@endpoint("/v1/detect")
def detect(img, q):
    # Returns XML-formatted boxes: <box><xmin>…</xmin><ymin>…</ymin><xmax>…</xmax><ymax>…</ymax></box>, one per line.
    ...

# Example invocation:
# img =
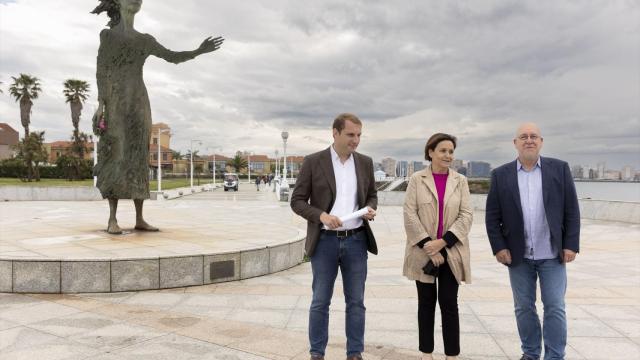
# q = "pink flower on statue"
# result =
<box><xmin>99</xmin><ymin>116</ymin><xmax>106</xmax><ymax>130</ymax></box>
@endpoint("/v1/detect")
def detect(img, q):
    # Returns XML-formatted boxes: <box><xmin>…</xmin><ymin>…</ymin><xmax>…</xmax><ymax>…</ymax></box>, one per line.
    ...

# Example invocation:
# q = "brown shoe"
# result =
<box><xmin>346</xmin><ymin>355</ymin><xmax>363</xmax><ymax>360</ymax></box>
<box><xmin>310</xmin><ymin>355</ymin><xmax>324</xmax><ymax>360</ymax></box>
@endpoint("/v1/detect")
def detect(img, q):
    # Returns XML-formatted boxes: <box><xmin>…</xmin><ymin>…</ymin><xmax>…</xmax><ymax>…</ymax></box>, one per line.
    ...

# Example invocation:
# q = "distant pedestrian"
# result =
<box><xmin>255</xmin><ymin>176</ymin><xmax>261</xmax><ymax>191</ymax></box>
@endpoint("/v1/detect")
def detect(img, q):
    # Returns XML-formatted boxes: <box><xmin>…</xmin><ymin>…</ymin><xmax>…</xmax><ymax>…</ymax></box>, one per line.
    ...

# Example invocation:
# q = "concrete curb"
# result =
<box><xmin>1</xmin><ymin>237</ymin><xmax>305</xmax><ymax>294</ymax></box>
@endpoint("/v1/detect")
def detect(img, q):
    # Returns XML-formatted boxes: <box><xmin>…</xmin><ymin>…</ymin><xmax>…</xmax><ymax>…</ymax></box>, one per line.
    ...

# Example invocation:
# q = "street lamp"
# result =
<box><xmin>207</xmin><ymin>146</ymin><xmax>222</xmax><ymax>188</ymax></box>
<box><xmin>190</xmin><ymin>139</ymin><xmax>202</xmax><ymax>190</ymax></box>
<box><xmin>281</xmin><ymin>131</ymin><xmax>289</xmax><ymax>188</ymax></box>
<box><xmin>157</xmin><ymin>128</ymin><xmax>171</xmax><ymax>193</ymax></box>
<box><xmin>247</xmin><ymin>151</ymin><xmax>254</xmax><ymax>183</ymax></box>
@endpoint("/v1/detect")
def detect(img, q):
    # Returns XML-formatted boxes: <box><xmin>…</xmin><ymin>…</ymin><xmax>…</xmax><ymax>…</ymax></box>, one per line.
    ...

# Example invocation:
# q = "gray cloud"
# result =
<box><xmin>0</xmin><ymin>0</ymin><xmax>637</xmax><ymax>170</ymax></box>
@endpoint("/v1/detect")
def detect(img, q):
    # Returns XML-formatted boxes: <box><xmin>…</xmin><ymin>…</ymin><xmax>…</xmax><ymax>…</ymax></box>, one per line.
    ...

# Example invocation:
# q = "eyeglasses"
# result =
<box><xmin>517</xmin><ymin>134</ymin><xmax>541</xmax><ymax>141</ymax></box>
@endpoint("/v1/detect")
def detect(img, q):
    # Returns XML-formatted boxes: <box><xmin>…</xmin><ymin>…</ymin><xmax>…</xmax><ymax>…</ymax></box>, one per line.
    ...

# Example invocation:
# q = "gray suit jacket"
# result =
<box><xmin>290</xmin><ymin>147</ymin><xmax>378</xmax><ymax>257</ymax></box>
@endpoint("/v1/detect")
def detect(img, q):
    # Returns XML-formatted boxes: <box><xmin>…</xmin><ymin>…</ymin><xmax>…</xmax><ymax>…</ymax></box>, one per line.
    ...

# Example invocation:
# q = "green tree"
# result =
<box><xmin>13</xmin><ymin>131</ymin><xmax>48</xmax><ymax>181</ymax></box>
<box><xmin>230</xmin><ymin>154</ymin><xmax>247</xmax><ymax>173</ymax></box>
<box><xmin>9</xmin><ymin>74</ymin><xmax>42</xmax><ymax>136</ymax></box>
<box><xmin>63</xmin><ymin>79</ymin><xmax>90</xmax><ymax>137</ymax></box>
<box><xmin>171</xmin><ymin>150</ymin><xmax>183</xmax><ymax>160</ymax></box>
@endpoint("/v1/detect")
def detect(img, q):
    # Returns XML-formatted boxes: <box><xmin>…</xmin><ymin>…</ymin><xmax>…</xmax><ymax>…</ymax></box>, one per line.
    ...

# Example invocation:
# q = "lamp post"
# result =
<box><xmin>247</xmin><ymin>152</ymin><xmax>252</xmax><ymax>183</ymax></box>
<box><xmin>207</xmin><ymin>146</ymin><xmax>222</xmax><ymax>187</ymax></box>
<box><xmin>157</xmin><ymin>128</ymin><xmax>170</xmax><ymax>193</ymax></box>
<box><xmin>281</xmin><ymin>131</ymin><xmax>289</xmax><ymax>188</ymax></box>
<box><xmin>190</xmin><ymin>139</ymin><xmax>202</xmax><ymax>190</ymax></box>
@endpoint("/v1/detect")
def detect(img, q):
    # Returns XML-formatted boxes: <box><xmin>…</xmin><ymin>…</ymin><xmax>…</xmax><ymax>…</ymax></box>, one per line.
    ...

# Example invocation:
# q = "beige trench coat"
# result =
<box><xmin>402</xmin><ymin>168</ymin><xmax>473</xmax><ymax>284</ymax></box>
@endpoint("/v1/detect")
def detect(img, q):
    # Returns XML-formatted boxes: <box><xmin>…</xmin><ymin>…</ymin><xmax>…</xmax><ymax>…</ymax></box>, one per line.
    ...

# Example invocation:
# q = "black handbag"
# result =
<box><xmin>422</xmin><ymin>260</ymin><xmax>440</xmax><ymax>277</ymax></box>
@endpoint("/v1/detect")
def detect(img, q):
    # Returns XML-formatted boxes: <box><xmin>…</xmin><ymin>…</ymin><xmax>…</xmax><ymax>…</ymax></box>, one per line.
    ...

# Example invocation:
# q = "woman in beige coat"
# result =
<box><xmin>403</xmin><ymin>133</ymin><xmax>473</xmax><ymax>360</ymax></box>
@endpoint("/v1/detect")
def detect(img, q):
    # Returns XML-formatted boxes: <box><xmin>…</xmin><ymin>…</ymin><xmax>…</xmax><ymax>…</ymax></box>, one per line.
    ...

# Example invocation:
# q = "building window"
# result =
<box><xmin>153</xmin><ymin>154</ymin><xmax>158</xmax><ymax>160</ymax></box>
<box><xmin>162</xmin><ymin>153</ymin><xmax>167</xmax><ymax>161</ymax></box>
<box><xmin>153</xmin><ymin>138</ymin><xmax>158</xmax><ymax>145</ymax></box>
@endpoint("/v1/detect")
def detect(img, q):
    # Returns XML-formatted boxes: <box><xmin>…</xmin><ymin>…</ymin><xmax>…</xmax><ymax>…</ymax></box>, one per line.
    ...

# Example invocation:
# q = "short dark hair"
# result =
<box><xmin>332</xmin><ymin>113</ymin><xmax>362</xmax><ymax>133</ymax></box>
<box><xmin>424</xmin><ymin>133</ymin><xmax>457</xmax><ymax>161</ymax></box>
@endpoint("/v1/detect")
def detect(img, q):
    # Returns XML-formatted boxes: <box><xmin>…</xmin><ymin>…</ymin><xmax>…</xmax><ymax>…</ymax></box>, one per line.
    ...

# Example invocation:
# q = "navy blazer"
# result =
<box><xmin>485</xmin><ymin>157</ymin><xmax>580</xmax><ymax>266</ymax></box>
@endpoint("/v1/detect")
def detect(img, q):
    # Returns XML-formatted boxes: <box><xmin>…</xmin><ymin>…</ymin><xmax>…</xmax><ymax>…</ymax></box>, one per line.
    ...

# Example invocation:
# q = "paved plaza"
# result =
<box><xmin>1</xmin><ymin>184</ymin><xmax>639</xmax><ymax>359</ymax></box>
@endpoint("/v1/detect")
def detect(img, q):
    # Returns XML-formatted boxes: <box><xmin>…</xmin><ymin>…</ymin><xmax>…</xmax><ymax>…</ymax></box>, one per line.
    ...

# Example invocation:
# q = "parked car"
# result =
<box><xmin>223</xmin><ymin>173</ymin><xmax>239</xmax><ymax>191</ymax></box>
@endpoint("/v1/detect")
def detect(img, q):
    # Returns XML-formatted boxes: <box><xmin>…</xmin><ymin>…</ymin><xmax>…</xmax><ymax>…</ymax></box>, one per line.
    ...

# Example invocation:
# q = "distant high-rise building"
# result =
<box><xmin>396</xmin><ymin>160</ymin><xmax>409</xmax><ymax>177</ymax></box>
<box><xmin>381</xmin><ymin>157</ymin><xmax>397</xmax><ymax>177</ymax></box>
<box><xmin>622</xmin><ymin>165</ymin><xmax>634</xmax><ymax>181</ymax></box>
<box><xmin>467</xmin><ymin>161</ymin><xmax>491</xmax><ymax>178</ymax></box>
<box><xmin>411</xmin><ymin>161</ymin><xmax>425</xmax><ymax>174</ymax></box>
<box><xmin>603</xmin><ymin>170</ymin><xmax>621</xmax><ymax>180</ymax></box>
<box><xmin>452</xmin><ymin>159</ymin><xmax>464</xmax><ymax>169</ymax></box>
<box><xmin>597</xmin><ymin>162</ymin><xmax>606</xmax><ymax>179</ymax></box>
<box><xmin>571</xmin><ymin>165</ymin><xmax>585</xmax><ymax>179</ymax></box>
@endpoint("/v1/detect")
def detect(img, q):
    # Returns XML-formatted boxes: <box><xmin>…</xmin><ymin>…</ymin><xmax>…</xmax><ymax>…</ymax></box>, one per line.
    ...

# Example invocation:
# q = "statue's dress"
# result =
<box><xmin>94</xmin><ymin>29</ymin><xmax>195</xmax><ymax>199</ymax></box>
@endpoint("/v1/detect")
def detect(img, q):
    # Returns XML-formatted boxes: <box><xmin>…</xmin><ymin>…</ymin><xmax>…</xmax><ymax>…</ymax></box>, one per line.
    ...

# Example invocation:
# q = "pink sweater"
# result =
<box><xmin>433</xmin><ymin>173</ymin><xmax>448</xmax><ymax>239</ymax></box>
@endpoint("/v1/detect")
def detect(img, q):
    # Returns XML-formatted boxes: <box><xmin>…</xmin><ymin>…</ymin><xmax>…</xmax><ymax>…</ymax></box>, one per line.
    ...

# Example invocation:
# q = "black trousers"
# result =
<box><xmin>416</xmin><ymin>261</ymin><xmax>460</xmax><ymax>356</ymax></box>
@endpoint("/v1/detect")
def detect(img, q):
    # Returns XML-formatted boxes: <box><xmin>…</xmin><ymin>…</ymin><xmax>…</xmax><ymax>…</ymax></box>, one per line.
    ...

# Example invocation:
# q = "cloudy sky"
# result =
<box><xmin>0</xmin><ymin>0</ymin><xmax>638</xmax><ymax>169</ymax></box>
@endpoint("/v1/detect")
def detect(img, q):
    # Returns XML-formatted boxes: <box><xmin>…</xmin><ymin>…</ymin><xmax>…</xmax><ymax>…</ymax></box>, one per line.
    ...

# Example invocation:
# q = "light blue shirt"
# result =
<box><xmin>517</xmin><ymin>158</ymin><xmax>555</xmax><ymax>260</ymax></box>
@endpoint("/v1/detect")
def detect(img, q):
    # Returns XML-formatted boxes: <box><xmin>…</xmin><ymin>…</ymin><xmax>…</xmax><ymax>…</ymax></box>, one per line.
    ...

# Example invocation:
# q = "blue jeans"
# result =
<box><xmin>309</xmin><ymin>230</ymin><xmax>368</xmax><ymax>357</ymax></box>
<box><xmin>508</xmin><ymin>259</ymin><xmax>567</xmax><ymax>360</ymax></box>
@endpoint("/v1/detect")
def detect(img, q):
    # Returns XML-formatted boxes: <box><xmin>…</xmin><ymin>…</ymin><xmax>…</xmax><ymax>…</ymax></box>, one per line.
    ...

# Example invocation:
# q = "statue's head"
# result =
<box><xmin>91</xmin><ymin>0</ymin><xmax>142</xmax><ymax>28</ymax></box>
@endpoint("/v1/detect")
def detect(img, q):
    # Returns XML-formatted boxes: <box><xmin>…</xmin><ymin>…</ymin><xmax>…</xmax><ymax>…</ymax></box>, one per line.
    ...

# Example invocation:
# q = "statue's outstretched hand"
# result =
<box><xmin>198</xmin><ymin>36</ymin><xmax>224</xmax><ymax>54</ymax></box>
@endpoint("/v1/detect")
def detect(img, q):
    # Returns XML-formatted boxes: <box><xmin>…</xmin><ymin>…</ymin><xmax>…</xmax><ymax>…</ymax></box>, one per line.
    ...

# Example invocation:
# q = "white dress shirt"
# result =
<box><xmin>326</xmin><ymin>145</ymin><xmax>362</xmax><ymax>230</ymax></box>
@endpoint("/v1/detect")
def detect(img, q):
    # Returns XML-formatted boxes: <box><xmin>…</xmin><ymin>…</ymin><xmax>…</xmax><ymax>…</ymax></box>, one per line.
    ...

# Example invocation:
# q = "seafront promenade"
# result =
<box><xmin>0</xmin><ymin>184</ymin><xmax>638</xmax><ymax>359</ymax></box>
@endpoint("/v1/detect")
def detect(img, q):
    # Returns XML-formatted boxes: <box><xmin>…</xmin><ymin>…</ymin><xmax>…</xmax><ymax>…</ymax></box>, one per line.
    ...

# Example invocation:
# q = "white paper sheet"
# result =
<box><xmin>339</xmin><ymin>207</ymin><xmax>370</xmax><ymax>223</ymax></box>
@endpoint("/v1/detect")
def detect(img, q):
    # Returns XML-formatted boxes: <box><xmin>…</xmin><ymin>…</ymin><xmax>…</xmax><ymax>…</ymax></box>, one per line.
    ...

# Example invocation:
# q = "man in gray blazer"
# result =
<box><xmin>485</xmin><ymin>123</ymin><xmax>580</xmax><ymax>360</ymax></box>
<box><xmin>291</xmin><ymin>113</ymin><xmax>378</xmax><ymax>360</ymax></box>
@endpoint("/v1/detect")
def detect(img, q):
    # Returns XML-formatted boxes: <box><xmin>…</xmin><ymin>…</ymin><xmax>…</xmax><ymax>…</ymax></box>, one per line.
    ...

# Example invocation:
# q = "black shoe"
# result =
<box><xmin>520</xmin><ymin>355</ymin><xmax>537</xmax><ymax>360</ymax></box>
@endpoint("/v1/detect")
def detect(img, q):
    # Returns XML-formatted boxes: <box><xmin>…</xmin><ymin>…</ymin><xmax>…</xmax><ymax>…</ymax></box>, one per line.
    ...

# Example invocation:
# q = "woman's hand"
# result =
<box><xmin>428</xmin><ymin>252</ymin><xmax>445</xmax><ymax>266</ymax></box>
<box><xmin>424</xmin><ymin>239</ymin><xmax>446</xmax><ymax>256</ymax></box>
<box><xmin>197</xmin><ymin>36</ymin><xmax>224</xmax><ymax>54</ymax></box>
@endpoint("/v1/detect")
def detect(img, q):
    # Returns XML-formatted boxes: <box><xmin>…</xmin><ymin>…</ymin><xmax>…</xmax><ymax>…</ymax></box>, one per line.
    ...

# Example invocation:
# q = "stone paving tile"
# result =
<box><xmin>225</xmin><ymin>308</ymin><xmax>293</xmax><ymax>328</ymax></box>
<box><xmin>121</xmin><ymin>292</ymin><xmax>187</xmax><ymax>309</ymax></box>
<box><xmin>106</xmin><ymin>333</ymin><xmax>270</xmax><ymax>359</ymax></box>
<box><xmin>66</xmin><ymin>322</ymin><xmax>167</xmax><ymax>352</ymax></box>
<box><xmin>26</xmin><ymin>311</ymin><xmax>121</xmax><ymax>338</ymax></box>
<box><xmin>0</xmin><ymin>301</ymin><xmax>82</xmax><ymax>326</ymax></box>
<box><xmin>0</xmin><ymin>326</ymin><xmax>101</xmax><ymax>359</ymax></box>
<box><xmin>569</xmin><ymin>336</ymin><xmax>640</xmax><ymax>359</ymax></box>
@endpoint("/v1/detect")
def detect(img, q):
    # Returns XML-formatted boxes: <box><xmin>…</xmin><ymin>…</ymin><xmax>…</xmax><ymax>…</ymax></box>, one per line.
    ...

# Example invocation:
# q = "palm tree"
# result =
<box><xmin>63</xmin><ymin>79</ymin><xmax>90</xmax><ymax>136</ymax></box>
<box><xmin>9</xmin><ymin>74</ymin><xmax>42</xmax><ymax>136</ymax></box>
<box><xmin>230</xmin><ymin>154</ymin><xmax>247</xmax><ymax>173</ymax></box>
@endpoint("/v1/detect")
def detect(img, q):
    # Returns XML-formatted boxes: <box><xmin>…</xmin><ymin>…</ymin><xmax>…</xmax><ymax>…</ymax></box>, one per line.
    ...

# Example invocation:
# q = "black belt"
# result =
<box><xmin>321</xmin><ymin>226</ymin><xmax>365</xmax><ymax>239</ymax></box>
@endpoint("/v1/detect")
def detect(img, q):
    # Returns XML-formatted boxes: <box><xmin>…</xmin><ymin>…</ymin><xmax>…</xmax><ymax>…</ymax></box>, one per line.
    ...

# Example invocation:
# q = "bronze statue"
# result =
<box><xmin>91</xmin><ymin>0</ymin><xmax>223</xmax><ymax>234</ymax></box>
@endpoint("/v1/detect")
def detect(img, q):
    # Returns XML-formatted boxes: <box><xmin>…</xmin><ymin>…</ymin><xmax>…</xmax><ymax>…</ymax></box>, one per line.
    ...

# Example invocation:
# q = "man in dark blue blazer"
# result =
<box><xmin>485</xmin><ymin>123</ymin><xmax>580</xmax><ymax>360</ymax></box>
